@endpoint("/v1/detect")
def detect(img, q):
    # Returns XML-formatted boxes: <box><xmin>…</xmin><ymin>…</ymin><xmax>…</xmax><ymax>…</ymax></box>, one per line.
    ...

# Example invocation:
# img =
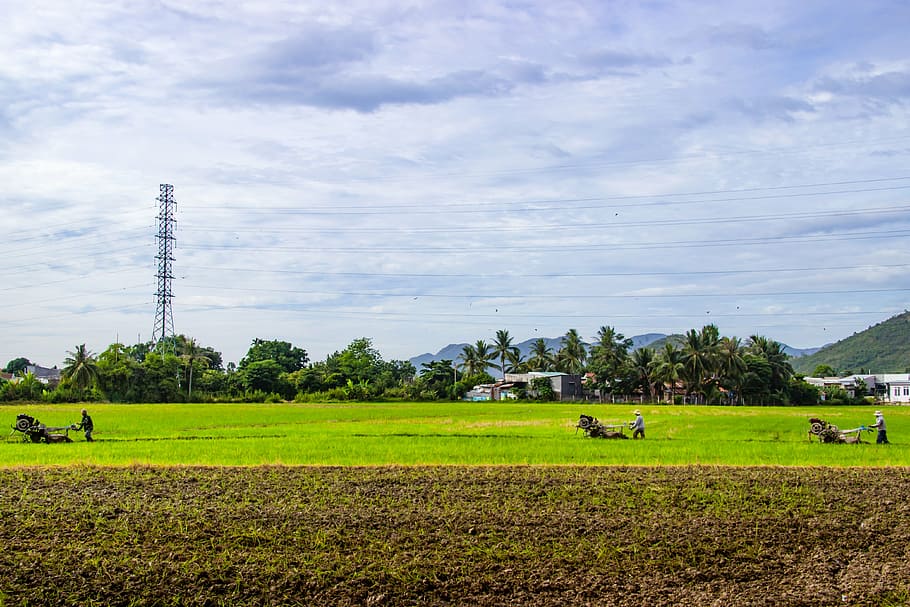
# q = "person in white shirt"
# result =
<box><xmin>630</xmin><ymin>410</ymin><xmax>645</xmax><ymax>439</ymax></box>
<box><xmin>872</xmin><ymin>410</ymin><xmax>889</xmax><ymax>444</ymax></box>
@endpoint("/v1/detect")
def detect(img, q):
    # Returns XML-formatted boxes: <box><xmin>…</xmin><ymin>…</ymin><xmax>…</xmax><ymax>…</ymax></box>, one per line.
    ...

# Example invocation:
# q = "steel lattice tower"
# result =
<box><xmin>153</xmin><ymin>184</ymin><xmax>177</xmax><ymax>345</ymax></box>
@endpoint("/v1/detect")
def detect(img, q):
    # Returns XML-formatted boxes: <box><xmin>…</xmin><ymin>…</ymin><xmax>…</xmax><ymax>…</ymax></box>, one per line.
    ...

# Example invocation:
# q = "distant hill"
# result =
<box><xmin>410</xmin><ymin>329</ymin><xmax>825</xmax><ymax>372</ymax></box>
<box><xmin>791</xmin><ymin>311</ymin><xmax>910</xmax><ymax>375</ymax></box>
<box><xmin>410</xmin><ymin>333</ymin><xmax>669</xmax><ymax>371</ymax></box>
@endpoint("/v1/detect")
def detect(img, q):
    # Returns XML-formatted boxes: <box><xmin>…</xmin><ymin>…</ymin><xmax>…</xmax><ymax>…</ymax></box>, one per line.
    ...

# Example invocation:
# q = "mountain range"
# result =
<box><xmin>790</xmin><ymin>311</ymin><xmax>910</xmax><ymax>375</ymax></box>
<box><xmin>409</xmin><ymin>333</ymin><xmax>824</xmax><ymax>371</ymax></box>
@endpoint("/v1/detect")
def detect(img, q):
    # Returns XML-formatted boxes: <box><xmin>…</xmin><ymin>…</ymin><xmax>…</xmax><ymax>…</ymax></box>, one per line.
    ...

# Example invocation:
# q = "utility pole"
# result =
<box><xmin>153</xmin><ymin>184</ymin><xmax>176</xmax><ymax>350</ymax></box>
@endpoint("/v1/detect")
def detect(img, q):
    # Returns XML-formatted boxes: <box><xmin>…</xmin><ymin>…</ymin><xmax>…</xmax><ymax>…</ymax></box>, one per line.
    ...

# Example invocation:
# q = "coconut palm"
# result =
<box><xmin>181</xmin><ymin>337</ymin><xmax>210</xmax><ymax>400</ymax></box>
<box><xmin>527</xmin><ymin>338</ymin><xmax>555</xmax><ymax>371</ymax></box>
<box><xmin>492</xmin><ymin>329</ymin><xmax>518</xmax><ymax>380</ymax></box>
<box><xmin>588</xmin><ymin>325</ymin><xmax>633</xmax><ymax>394</ymax></box>
<box><xmin>459</xmin><ymin>340</ymin><xmax>495</xmax><ymax>377</ymax></box>
<box><xmin>62</xmin><ymin>344</ymin><xmax>99</xmax><ymax>391</ymax></box>
<box><xmin>504</xmin><ymin>348</ymin><xmax>527</xmax><ymax>373</ymax></box>
<box><xmin>681</xmin><ymin>325</ymin><xmax>720</xmax><ymax>403</ymax></box>
<box><xmin>653</xmin><ymin>342</ymin><xmax>684</xmax><ymax>403</ymax></box>
<box><xmin>458</xmin><ymin>343</ymin><xmax>479</xmax><ymax>376</ymax></box>
<box><xmin>630</xmin><ymin>347</ymin><xmax>657</xmax><ymax>402</ymax></box>
<box><xmin>556</xmin><ymin>329</ymin><xmax>587</xmax><ymax>374</ymax></box>
<box><xmin>718</xmin><ymin>336</ymin><xmax>747</xmax><ymax>404</ymax></box>
<box><xmin>748</xmin><ymin>335</ymin><xmax>794</xmax><ymax>398</ymax></box>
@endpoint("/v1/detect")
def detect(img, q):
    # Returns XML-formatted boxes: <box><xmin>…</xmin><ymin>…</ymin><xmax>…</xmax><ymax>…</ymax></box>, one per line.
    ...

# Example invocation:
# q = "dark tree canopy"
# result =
<box><xmin>239</xmin><ymin>339</ymin><xmax>309</xmax><ymax>374</ymax></box>
<box><xmin>4</xmin><ymin>357</ymin><xmax>31</xmax><ymax>375</ymax></box>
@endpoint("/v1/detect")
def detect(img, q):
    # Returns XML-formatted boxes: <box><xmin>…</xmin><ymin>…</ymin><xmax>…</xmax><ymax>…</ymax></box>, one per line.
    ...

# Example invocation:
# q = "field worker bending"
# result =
<box><xmin>872</xmin><ymin>410</ymin><xmax>889</xmax><ymax>444</ymax></box>
<box><xmin>629</xmin><ymin>409</ymin><xmax>645</xmax><ymax>439</ymax></box>
<box><xmin>76</xmin><ymin>408</ymin><xmax>94</xmax><ymax>442</ymax></box>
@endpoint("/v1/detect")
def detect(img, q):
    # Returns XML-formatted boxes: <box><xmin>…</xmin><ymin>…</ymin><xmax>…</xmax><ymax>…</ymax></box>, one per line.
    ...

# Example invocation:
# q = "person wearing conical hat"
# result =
<box><xmin>629</xmin><ymin>409</ymin><xmax>645</xmax><ymax>439</ymax></box>
<box><xmin>872</xmin><ymin>410</ymin><xmax>889</xmax><ymax>444</ymax></box>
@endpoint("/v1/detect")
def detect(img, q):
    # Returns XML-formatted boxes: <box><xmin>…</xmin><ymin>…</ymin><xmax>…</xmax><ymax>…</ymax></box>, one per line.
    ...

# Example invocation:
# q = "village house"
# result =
<box><xmin>803</xmin><ymin>373</ymin><xmax>910</xmax><ymax>403</ymax></box>
<box><xmin>24</xmin><ymin>364</ymin><xmax>62</xmax><ymax>386</ymax></box>
<box><xmin>465</xmin><ymin>372</ymin><xmax>585</xmax><ymax>401</ymax></box>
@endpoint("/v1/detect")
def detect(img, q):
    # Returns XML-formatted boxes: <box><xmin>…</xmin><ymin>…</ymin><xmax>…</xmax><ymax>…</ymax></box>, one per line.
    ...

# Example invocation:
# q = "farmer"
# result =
<box><xmin>76</xmin><ymin>408</ymin><xmax>94</xmax><ymax>442</ymax></box>
<box><xmin>872</xmin><ymin>410</ymin><xmax>889</xmax><ymax>444</ymax></box>
<box><xmin>630</xmin><ymin>409</ymin><xmax>645</xmax><ymax>439</ymax></box>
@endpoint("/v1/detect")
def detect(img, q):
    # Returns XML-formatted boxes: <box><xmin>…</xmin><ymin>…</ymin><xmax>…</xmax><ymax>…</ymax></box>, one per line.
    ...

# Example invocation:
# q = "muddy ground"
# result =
<box><xmin>1</xmin><ymin>466</ymin><xmax>908</xmax><ymax>606</ymax></box>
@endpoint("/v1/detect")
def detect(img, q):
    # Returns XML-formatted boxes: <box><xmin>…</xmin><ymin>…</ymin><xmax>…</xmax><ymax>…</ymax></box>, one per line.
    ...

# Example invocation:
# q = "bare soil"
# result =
<box><xmin>1</xmin><ymin>466</ymin><xmax>909</xmax><ymax>606</ymax></box>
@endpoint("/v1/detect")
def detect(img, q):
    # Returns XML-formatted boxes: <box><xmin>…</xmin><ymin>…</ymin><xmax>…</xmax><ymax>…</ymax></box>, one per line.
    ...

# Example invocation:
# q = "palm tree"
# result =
<box><xmin>527</xmin><ymin>338</ymin><xmax>554</xmax><ymax>371</ymax></box>
<box><xmin>681</xmin><ymin>325</ymin><xmax>720</xmax><ymax>403</ymax></box>
<box><xmin>630</xmin><ymin>347</ymin><xmax>657</xmax><ymax>402</ymax></box>
<box><xmin>458</xmin><ymin>343</ymin><xmax>479</xmax><ymax>376</ymax></box>
<box><xmin>459</xmin><ymin>340</ymin><xmax>495</xmax><ymax>377</ymax></box>
<box><xmin>718</xmin><ymin>336</ymin><xmax>747</xmax><ymax>404</ymax></box>
<box><xmin>181</xmin><ymin>337</ymin><xmax>210</xmax><ymax>401</ymax></box>
<box><xmin>504</xmin><ymin>348</ymin><xmax>527</xmax><ymax>373</ymax></box>
<box><xmin>588</xmin><ymin>325</ymin><xmax>633</xmax><ymax>396</ymax></box>
<box><xmin>492</xmin><ymin>329</ymin><xmax>518</xmax><ymax>380</ymax></box>
<box><xmin>62</xmin><ymin>344</ymin><xmax>99</xmax><ymax>391</ymax></box>
<box><xmin>653</xmin><ymin>342</ymin><xmax>684</xmax><ymax>403</ymax></box>
<box><xmin>748</xmin><ymin>335</ymin><xmax>794</xmax><ymax>400</ymax></box>
<box><xmin>473</xmin><ymin>339</ymin><xmax>495</xmax><ymax>375</ymax></box>
<box><xmin>556</xmin><ymin>329</ymin><xmax>587</xmax><ymax>374</ymax></box>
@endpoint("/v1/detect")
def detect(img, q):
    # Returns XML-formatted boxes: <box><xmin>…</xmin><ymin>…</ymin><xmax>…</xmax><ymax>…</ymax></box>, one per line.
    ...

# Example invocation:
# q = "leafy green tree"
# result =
<box><xmin>788</xmin><ymin>378</ymin><xmax>820</xmax><ymax>405</ymax></box>
<box><xmin>62</xmin><ymin>344</ymin><xmax>99</xmax><ymax>391</ymax></box>
<box><xmin>4</xmin><ymin>357</ymin><xmax>31</xmax><ymax>375</ymax></box>
<box><xmin>18</xmin><ymin>372</ymin><xmax>44</xmax><ymax>401</ymax></box>
<box><xmin>812</xmin><ymin>364</ymin><xmax>837</xmax><ymax>377</ymax></box>
<box><xmin>530</xmin><ymin>376</ymin><xmax>556</xmax><ymax>401</ymax></box>
<box><xmin>241</xmin><ymin>359</ymin><xmax>287</xmax><ymax>395</ymax></box>
<box><xmin>556</xmin><ymin>329</ymin><xmax>586</xmax><ymax>374</ymax></box>
<box><xmin>141</xmin><ymin>351</ymin><xmax>183</xmax><ymax>402</ymax></box>
<box><xmin>96</xmin><ymin>343</ymin><xmax>142</xmax><ymax>402</ymax></box>
<box><xmin>239</xmin><ymin>339</ymin><xmax>309</xmax><ymax>373</ymax></box>
<box><xmin>419</xmin><ymin>359</ymin><xmax>457</xmax><ymax>399</ymax></box>
<box><xmin>321</xmin><ymin>338</ymin><xmax>399</xmax><ymax>398</ymax></box>
<box><xmin>287</xmin><ymin>364</ymin><xmax>326</xmax><ymax>394</ymax></box>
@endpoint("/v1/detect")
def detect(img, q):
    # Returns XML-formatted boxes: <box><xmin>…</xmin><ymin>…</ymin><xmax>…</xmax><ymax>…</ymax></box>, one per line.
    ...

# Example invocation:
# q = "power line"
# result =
<box><xmin>179</xmin><ymin>227</ymin><xmax>910</xmax><ymax>254</ymax></box>
<box><xmin>180</xmin><ymin>262</ymin><xmax>910</xmax><ymax>280</ymax></box>
<box><xmin>183</xmin><ymin>282</ymin><xmax>910</xmax><ymax>300</ymax></box>
<box><xmin>179</xmin><ymin>203</ymin><xmax>910</xmax><ymax>234</ymax></box>
<box><xmin>179</xmin><ymin>184</ymin><xmax>910</xmax><ymax>216</ymax></box>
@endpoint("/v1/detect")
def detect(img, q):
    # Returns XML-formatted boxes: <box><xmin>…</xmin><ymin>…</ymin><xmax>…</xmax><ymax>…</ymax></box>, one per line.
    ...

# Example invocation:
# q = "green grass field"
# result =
<box><xmin>2</xmin><ymin>402</ymin><xmax>905</xmax><ymax>467</ymax></box>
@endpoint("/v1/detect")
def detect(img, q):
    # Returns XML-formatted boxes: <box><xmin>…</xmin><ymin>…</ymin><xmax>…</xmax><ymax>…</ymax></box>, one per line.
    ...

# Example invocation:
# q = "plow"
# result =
<box><xmin>576</xmin><ymin>414</ymin><xmax>629</xmax><ymax>439</ymax></box>
<box><xmin>808</xmin><ymin>417</ymin><xmax>873</xmax><ymax>444</ymax></box>
<box><xmin>10</xmin><ymin>414</ymin><xmax>76</xmax><ymax>444</ymax></box>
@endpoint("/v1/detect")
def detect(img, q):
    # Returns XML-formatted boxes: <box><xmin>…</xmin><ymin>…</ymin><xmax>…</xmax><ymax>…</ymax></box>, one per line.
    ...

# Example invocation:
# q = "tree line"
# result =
<box><xmin>1</xmin><ymin>324</ymin><xmax>833</xmax><ymax>405</ymax></box>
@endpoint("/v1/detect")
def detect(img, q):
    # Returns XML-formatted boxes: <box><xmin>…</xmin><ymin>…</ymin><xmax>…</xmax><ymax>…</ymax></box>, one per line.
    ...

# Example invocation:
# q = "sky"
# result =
<box><xmin>2</xmin><ymin>0</ymin><xmax>910</xmax><ymax>369</ymax></box>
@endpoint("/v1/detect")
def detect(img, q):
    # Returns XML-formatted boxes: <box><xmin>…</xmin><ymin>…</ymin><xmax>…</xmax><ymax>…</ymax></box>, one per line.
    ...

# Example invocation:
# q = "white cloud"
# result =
<box><xmin>2</xmin><ymin>0</ymin><xmax>910</xmax><ymax>369</ymax></box>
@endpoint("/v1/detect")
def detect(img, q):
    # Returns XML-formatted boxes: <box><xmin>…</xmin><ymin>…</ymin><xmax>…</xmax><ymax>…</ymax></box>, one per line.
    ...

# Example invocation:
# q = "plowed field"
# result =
<box><xmin>2</xmin><ymin>466</ymin><xmax>909</xmax><ymax>606</ymax></box>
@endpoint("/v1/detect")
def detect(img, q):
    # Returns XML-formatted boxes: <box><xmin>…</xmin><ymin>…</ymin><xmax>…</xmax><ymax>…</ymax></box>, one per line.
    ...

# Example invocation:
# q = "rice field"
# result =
<box><xmin>2</xmin><ymin>402</ymin><xmax>905</xmax><ymax>467</ymax></box>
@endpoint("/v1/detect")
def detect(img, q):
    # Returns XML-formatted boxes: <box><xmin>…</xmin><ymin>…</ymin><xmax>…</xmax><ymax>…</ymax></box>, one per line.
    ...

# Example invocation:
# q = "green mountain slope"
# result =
<box><xmin>792</xmin><ymin>311</ymin><xmax>910</xmax><ymax>375</ymax></box>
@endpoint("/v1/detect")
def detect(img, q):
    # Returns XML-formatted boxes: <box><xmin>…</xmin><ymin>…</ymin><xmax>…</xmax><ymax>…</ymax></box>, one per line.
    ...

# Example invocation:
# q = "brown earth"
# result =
<box><xmin>1</xmin><ymin>466</ymin><xmax>909</xmax><ymax>606</ymax></box>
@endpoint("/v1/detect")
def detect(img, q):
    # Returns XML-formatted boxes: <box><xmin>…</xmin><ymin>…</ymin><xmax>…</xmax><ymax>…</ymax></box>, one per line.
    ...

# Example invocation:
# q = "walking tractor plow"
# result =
<box><xmin>9</xmin><ymin>414</ymin><xmax>75</xmax><ymax>444</ymax></box>
<box><xmin>576</xmin><ymin>414</ymin><xmax>629</xmax><ymax>439</ymax></box>
<box><xmin>808</xmin><ymin>417</ymin><xmax>873</xmax><ymax>444</ymax></box>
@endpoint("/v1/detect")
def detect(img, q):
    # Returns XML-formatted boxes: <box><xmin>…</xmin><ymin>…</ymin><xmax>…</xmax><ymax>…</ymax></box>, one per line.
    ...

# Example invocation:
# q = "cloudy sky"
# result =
<box><xmin>3</xmin><ymin>0</ymin><xmax>910</xmax><ymax>369</ymax></box>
